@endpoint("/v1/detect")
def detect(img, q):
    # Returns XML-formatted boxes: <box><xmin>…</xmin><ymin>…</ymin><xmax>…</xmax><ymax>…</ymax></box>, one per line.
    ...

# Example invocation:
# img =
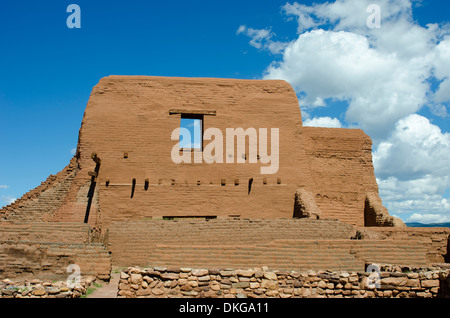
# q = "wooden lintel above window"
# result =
<box><xmin>169</xmin><ymin>109</ymin><xmax>216</xmax><ymax>116</ymax></box>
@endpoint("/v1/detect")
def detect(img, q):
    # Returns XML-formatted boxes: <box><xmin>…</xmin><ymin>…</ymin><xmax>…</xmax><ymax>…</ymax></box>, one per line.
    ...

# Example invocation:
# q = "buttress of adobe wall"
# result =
<box><xmin>0</xmin><ymin>157</ymin><xmax>78</xmax><ymax>222</ymax></box>
<box><xmin>302</xmin><ymin>127</ymin><xmax>381</xmax><ymax>227</ymax></box>
<box><xmin>364</xmin><ymin>192</ymin><xmax>405</xmax><ymax>227</ymax></box>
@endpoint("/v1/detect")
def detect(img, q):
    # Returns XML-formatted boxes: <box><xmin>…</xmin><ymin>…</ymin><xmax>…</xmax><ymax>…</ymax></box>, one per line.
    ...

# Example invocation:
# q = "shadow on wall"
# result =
<box><xmin>445</xmin><ymin>235</ymin><xmax>450</xmax><ymax>263</ymax></box>
<box><xmin>439</xmin><ymin>273</ymin><xmax>450</xmax><ymax>297</ymax></box>
<box><xmin>85</xmin><ymin>154</ymin><xmax>101</xmax><ymax>224</ymax></box>
<box><xmin>292</xmin><ymin>188</ymin><xmax>321</xmax><ymax>220</ymax></box>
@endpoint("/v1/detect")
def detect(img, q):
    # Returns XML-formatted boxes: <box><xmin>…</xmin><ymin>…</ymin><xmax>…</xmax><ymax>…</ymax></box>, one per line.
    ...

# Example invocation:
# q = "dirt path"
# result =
<box><xmin>87</xmin><ymin>269</ymin><xmax>120</xmax><ymax>298</ymax></box>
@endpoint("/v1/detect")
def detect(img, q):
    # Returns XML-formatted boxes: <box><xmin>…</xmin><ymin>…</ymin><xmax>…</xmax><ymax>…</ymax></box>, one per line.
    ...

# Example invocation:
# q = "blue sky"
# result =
<box><xmin>1</xmin><ymin>0</ymin><xmax>449</xmax><ymax>223</ymax></box>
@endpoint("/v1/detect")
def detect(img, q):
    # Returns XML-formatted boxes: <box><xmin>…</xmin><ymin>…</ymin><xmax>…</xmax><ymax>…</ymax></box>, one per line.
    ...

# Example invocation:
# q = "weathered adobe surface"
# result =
<box><xmin>0</xmin><ymin>222</ymin><xmax>110</xmax><ymax>280</ymax></box>
<box><xmin>302</xmin><ymin>127</ymin><xmax>404</xmax><ymax>227</ymax></box>
<box><xmin>0</xmin><ymin>222</ymin><xmax>91</xmax><ymax>243</ymax></box>
<box><xmin>359</xmin><ymin>226</ymin><xmax>450</xmax><ymax>264</ymax></box>
<box><xmin>106</xmin><ymin>218</ymin><xmax>444</xmax><ymax>271</ymax></box>
<box><xmin>0</xmin><ymin>241</ymin><xmax>111</xmax><ymax>281</ymax></box>
<box><xmin>76</xmin><ymin>76</ymin><xmax>312</xmax><ymax>226</ymax></box>
<box><xmin>0</xmin><ymin>157</ymin><xmax>78</xmax><ymax>222</ymax></box>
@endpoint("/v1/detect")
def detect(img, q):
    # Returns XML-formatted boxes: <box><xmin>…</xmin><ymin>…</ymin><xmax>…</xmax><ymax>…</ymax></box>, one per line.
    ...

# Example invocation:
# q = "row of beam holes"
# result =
<box><xmin>121</xmin><ymin>153</ymin><xmax>282</xmax><ymax>195</ymax></box>
<box><xmin>106</xmin><ymin>178</ymin><xmax>281</xmax><ymax>187</ymax></box>
<box><xmin>107</xmin><ymin>177</ymin><xmax>282</xmax><ymax>198</ymax></box>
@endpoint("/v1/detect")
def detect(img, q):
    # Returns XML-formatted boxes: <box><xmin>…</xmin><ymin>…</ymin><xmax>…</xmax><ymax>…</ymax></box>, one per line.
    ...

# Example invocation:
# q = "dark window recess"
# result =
<box><xmin>162</xmin><ymin>216</ymin><xmax>217</xmax><ymax>221</ymax></box>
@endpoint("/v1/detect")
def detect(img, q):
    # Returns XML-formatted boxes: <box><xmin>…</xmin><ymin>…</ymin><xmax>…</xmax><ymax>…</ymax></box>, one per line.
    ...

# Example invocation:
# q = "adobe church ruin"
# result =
<box><xmin>0</xmin><ymin>76</ymin><xmax>448</xmax><ymax>290</ymax></box>
<box><xmin>2</xmin><ymin>76</ymin><xmax>403</xmax><ymax>226</ymax></box>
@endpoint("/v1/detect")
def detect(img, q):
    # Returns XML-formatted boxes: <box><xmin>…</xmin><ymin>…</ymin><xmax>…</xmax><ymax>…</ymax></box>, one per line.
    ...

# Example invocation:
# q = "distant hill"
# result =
<box><xmin>406</xmin><ymin>222</ymin><xmax>450</xmax><ymax>228</ymax></box>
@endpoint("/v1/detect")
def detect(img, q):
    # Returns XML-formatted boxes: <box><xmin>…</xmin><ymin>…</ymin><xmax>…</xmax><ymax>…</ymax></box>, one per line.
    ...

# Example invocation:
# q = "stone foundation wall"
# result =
<box><xmin>117</xmin><ymin>265</ymin><xmax>450</xmax><ymax>298</ymax></box>
<box><xmin>0</xmin><ymin>275</ymin><xmax>97</xmax><ymax>298</ymax></box>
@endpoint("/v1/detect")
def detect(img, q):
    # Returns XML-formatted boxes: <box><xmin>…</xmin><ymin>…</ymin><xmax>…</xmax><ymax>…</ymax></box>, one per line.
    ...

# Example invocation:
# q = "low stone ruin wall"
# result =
<box><xmin>0</xmin><ymin>275</ymin><xmax>97</xmax><ymax>298</ymax></box>
<box><xmin>118</xmin><ymin>265</ymin><xmax>450</xmax><ymax>298</ymax></box>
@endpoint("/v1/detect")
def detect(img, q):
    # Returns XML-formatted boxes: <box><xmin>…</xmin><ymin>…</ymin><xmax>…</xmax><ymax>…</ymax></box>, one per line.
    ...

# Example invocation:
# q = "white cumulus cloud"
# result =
<box><xmin>373</xmin><ymin>114</ymin><xmax>450</xmax><ymax>220</ymax></box>
<box><xmin>303</xmin><ymin>116</ymin><xmax>343</xmax><ymax>128</ymax></box>
<box><xmin>433</xmin><ymin>37</ymin><xmax>450</xmax><ymax>104</ymax></box>
<box><xmin>263</xmin><ymin>19</ymin><xmax>437</xmax><ymax>139</ymax></box>
<box><xmin>239</xmin><ymin>0</ymin><xmax>450</xmax><ymax>223</ymax></box>
<box><xmin>407</xmin><ymin>213</ymin><xmax>450</xmax><ymax>224</ymax></box>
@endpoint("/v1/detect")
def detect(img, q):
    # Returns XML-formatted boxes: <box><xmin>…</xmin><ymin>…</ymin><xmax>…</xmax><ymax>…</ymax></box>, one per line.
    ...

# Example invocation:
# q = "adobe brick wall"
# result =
<box><xmin>107</xmin><ymin>218</ymin><xmax>356</xmax><ymax>266</ymax></box>
<box><xmin>0</xmin><ymin>222</ymin><xmax>110</xmax><ymax>281</ymax></box>
<box><xmin>117</xmin><ymin>265</ymin><xmax>450</xmax><ymax>298</ymax></box>
<box><xmin>302</xmin><ymin>127</ymin><xmax>404</xmax><ymax>227</ymax></box>
<box><xmin>0</xmin><ymin>241</ymin><xmax>111</xmax><ymax>281</ymax></box>
<box><xmin>360</xmin><ymin>227</ymin><xmax>450</xmax><ymax>264</ymax></box>
<box><xmin>72</xmin><ymin>76</ymin><xmax>312</xmax><ymax>226</ymax></box>
<box><xmin>106</xmin><ymin>219</ymin><xmax>431</xmax><ymax>270</ymax></box>
<box><xmin>0</xmin><ymin>157</ymin><xmax>77</xmax><ymax>222</ymax></box>
<box><xmin>140</xmin><ymin>239</ymin><xmax>428</xmax><ymax>273</ymax></box>
<box><xmin>0</xmin><ymin>222</ymin><xmax>91</xmax><ymax>243</ymax></box>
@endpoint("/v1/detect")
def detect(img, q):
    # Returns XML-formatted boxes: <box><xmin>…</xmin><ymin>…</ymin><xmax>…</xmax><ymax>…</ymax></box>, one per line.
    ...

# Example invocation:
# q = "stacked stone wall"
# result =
<box><xmin>0</xmin><ymin>275</ymin><xmax>97</xmax><ymax>298</ymax></box>
<box><xmin>117</xmin><ymin>265</ymin><xmax>450</xmax><ymax>298</ymax></box>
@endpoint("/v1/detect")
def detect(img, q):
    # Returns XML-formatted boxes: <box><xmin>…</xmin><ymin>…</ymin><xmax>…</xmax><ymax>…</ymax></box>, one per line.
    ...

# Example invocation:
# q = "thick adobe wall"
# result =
<box><xmin>359</xmin><ymin>227</ymin><xmax>450</xmax><ymax>264</ymax></box>
<box><xmin>106</xmin><ymin>218</ymin><xmax>435</xmax><ymax>271</ymax></box>
<box><xmin>74</xmin><ymin>76</ymin><xmax>315</xmax><ymax>226</ymax></box>
<box><xmin>107</xmin><ymin>218</ymin><xmax>357</xmax><ymax>267</ymax></box>
<box><xmin>302</xmin><ymin>127</ymin><xmax>402</xmax><ymax>227</ymax></box>
<box><xmin>0</xmin><ymin>76</ymin><xmax>396</xmax><ymax>230</ymax></box>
